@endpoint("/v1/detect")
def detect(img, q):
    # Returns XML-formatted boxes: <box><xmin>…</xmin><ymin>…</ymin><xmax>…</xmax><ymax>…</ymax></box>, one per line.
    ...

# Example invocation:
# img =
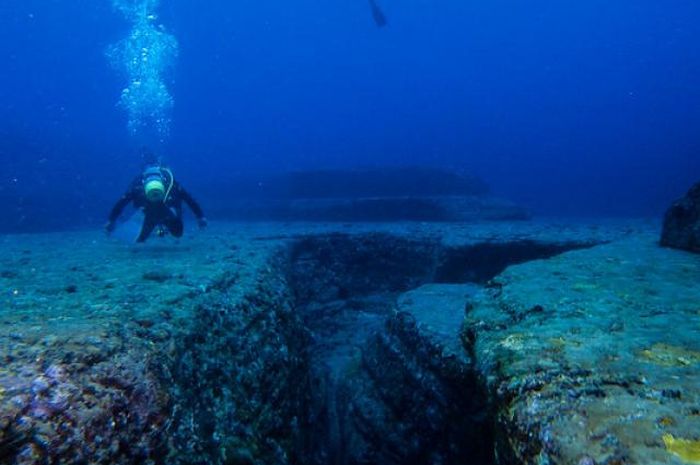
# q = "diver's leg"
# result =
<box><xmin>136</xmin><ymin>216</ymin><xmax>157</xmax><ymax>242</ymax></box>
<box><xmin>164</xmin><ymin>211</ymin><xmax>184</xmax><ymax>238</ymax></box>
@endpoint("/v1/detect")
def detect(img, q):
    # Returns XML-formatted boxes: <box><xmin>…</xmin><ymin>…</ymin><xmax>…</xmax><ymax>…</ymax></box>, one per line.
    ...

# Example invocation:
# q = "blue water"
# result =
<box><xmin>1</xmin><ymin>0</ymin><xmax>699</xmax><ymax>232</ymax></box>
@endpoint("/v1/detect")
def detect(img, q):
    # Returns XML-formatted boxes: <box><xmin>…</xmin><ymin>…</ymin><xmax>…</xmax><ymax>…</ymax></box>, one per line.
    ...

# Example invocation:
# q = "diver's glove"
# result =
<box><xmin>105</xmin><ymin>221</ymin><xmax>116</xmax><ymax>235</ymax></box>
<box><xmin>197</xmin><ymin>217</ymin><xmax>208</xmax><ymax>230</ymax></box>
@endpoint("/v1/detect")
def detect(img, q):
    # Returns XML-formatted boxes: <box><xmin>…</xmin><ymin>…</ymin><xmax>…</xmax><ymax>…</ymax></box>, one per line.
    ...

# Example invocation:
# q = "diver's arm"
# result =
<box><xmin>179</xmin><ymin>185</ymin><xmax>206</xmax><ymax>225</ymax></box>
<box><xmin>107</xmin><ymin>191</ymin><xmax>134</xmax><ymax>226</ymax></box>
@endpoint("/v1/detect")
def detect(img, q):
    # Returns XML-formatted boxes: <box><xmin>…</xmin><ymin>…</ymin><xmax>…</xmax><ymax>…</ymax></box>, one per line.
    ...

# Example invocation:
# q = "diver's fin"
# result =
<box><xmin>368</xmin><ymin>0</ymin><xmax>388</xmax><ymax>27</ymax></box>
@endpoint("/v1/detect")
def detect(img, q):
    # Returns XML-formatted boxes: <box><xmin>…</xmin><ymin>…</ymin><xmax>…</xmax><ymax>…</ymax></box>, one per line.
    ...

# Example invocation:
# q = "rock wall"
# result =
<box><xmin>286</xmin><ymin>233</ymin><xmax>598</xmax><ymax>465</ymax></box>
<box><xmin>168</xmin><ymin>252</ymin><xmax>313</xmax><ymax>465</ymax></box>
<box><xmin>338</xmin><ymin>300</ymin><xmax>493</xmax><ymax>465</ymax></box>
<box><xmin>661</xmin><ymin>181</ymin><xmax>700</xmax><ymax>252</ymax></box>
<box><xmin>463</xmin><ymin>234</ymin><xmax>700</xmax><ymax>465</ymax></box>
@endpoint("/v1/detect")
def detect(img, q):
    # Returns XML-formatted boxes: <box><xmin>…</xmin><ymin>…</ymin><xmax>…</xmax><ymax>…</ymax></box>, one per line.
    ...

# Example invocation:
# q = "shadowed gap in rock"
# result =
<box><xmin>286</xmin><ymin>233</ymin><xmax>598</xmax><ymax>465</ymax></box>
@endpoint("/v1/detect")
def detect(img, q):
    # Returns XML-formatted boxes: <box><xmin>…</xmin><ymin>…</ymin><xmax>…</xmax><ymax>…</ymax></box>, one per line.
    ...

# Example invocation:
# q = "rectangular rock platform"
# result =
<box><xmin>465</xmin><ymin>231</ymin><xmax>700</xmax><ymax>465</ymax></box>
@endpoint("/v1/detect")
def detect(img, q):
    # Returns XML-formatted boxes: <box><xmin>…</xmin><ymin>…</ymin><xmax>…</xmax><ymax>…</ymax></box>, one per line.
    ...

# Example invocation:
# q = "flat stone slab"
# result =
<box><xmin>466</xmin><ymin>232</ymin><xmax>700</xmax><ymax>465</ymax></box>
<box><xmin>397</xmin><ymin>283</ymin><xmax>481</xmax><ymax>361</ymax></box>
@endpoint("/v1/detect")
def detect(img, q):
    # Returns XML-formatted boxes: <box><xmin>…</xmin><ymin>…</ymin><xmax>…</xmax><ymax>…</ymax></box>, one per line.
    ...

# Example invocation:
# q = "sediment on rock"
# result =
<box><xmin>167</xmin><ymin>251</ymin><xmax>313</xmax><ymax>465</ymax></box>
<box><xmin>463</xmin><ymin>234</ymin><xmax>700</xmax><ymax>465</ymax></box>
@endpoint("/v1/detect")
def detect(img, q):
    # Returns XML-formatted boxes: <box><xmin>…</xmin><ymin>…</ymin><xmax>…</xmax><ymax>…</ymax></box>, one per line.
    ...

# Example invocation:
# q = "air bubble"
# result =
<box><xmin>107</xmin><ymin>0</ymin><xmax>178</xmax><ymax>141</ymax></box>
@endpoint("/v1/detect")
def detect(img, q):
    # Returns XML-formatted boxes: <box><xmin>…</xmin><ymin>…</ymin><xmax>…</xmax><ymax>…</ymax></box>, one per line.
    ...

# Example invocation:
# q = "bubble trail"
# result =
<box><xmin>107</xmin><ymin>0</ymin><xmax>178</xmax><ymax>142</ymax></box>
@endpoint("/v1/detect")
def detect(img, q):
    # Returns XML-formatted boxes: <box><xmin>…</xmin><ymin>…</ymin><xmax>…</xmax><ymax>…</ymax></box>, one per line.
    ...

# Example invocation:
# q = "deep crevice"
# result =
<box><xmin>435</xmin><ymin>240</ymin><xmax>597</xmax><ymax>283</ymax></box>
<box><xmin>286</xmin><ymin>233</ymin><xmax>598</xmax><ymax>465</ymax></box>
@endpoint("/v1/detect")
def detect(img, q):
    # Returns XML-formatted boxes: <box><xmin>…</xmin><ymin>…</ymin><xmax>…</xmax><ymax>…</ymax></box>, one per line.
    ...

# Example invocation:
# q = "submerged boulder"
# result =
<box><xmin>661</xmin><ymin>182</ymin><xmax>700</xmax><ymax>253</ymax></box>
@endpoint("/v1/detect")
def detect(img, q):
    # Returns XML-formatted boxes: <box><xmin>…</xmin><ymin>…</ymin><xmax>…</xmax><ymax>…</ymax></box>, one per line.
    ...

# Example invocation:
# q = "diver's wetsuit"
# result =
<box><xmin>108</xmin><ymin>169</ymin><xmax>205</xmax><ymax>242</ymax></box>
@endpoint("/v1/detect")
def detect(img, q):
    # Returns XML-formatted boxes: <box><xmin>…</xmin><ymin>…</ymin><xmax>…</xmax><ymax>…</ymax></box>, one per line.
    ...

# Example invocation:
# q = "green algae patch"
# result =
<box><xmin>639</xmin><ymin>343</ymin><xmax>700</xmax><ymax>367</ymax></box>
<box><xmin>663</xmin><ymin>434</ymin><xmax>700</xmax><ymax>464</ymax></box>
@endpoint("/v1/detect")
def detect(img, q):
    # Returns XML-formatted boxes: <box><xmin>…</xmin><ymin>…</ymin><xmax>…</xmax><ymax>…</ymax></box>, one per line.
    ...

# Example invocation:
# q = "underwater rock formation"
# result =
<box><xmin>285</xmin><ymin>226</ymin><xmax>633</xmax><ymax>464</ymax></box>
<box><xmin>202</xmin><ymin>167</ymin><xmax>530</xmax><ymax>222</ymax></box>
<box><xmin>0</xmin><ymin>338</ymin><xmax>170</xmax><ymax>464</ymax></box>
<box><xmin>0</xmin><ymin>220</ymin><xmax>656</xmax><ymax>465</ymax></box>
<box><xmin>335</xmin><ymin>285</ymin><xmax>493</xmax><ymax>465</ymax></box>
<box><xmin>285</xmin><ymin>195</ymin><xmax>530</xmax><ymax>222</ymax></box>
<box><xmin>244</xmin><ymin>167</ymin><xmax>490</xmax><ymax>199</ymax></box>
<box><xmin>0</xmin><ymin>230</ymin><xmax>307</xmax><ymax>465</ymax></box>
<box><xmin>464</xmin><ymin>233</ymin><xmax>700</xmax><ymax>465</ymax></box>
<box><xmin>661</xmin><ymin>181</ymin><xmax>700</xmax><ymax>253</ymax></box>
<box><xmin>167</xmin><ymin>253</ymin><xmax>312</xmax><ymax>465</ymax></box>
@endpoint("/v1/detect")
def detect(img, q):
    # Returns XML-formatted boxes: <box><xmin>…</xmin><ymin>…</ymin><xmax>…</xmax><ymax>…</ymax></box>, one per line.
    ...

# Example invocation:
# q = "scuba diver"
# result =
<box><xmin>368</xmin><ymin>0</ymin><xmax>387</xmax><ymax>27</ymax></box>
<box><xmin>105</xmin><ymin>152</ymin><xmax>207</xmax><ymax>242</ymax></box>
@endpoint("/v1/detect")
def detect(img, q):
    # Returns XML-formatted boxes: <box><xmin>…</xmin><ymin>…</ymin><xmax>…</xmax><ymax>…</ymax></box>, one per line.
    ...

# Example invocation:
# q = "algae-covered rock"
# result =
<box><xmin>333</xmin><ymin>284</ymin><xmax>493</xmax><ymax>465</ymax></box>
<box><xmin>0</xmin><ymin>220</ymin><xmax>656</xmax><ymax>465</ymax></box>
<box><xmin>663</xmin><ymin>434</ymin><xmax>700</xmax><ymax>464</ymax></box>
<box><xmin>661</xmin><ymin>181</ymin><xmax>700</xmax><ymax>253</ymax></box>
<box><xmin>167</xmin><ymin>253</ymin><xmax>312</xmax><ymax>465</ymax></box>
<box><xmin>0</xmin><ymin>228</ymin><xmax>305</xmax><ymax>465</ymax></box>
<box><xmin>465</xmin><ymin>233</ymin><xmax>700</xmax><ymax>465</ymax></box>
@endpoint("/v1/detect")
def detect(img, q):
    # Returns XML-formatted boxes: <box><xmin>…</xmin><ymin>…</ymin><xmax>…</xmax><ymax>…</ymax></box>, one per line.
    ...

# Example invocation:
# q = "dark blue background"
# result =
<box><xmin>1</xmin><ymin>0</ymin><xmax>699</xmax><ymax>231</ymax></box>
